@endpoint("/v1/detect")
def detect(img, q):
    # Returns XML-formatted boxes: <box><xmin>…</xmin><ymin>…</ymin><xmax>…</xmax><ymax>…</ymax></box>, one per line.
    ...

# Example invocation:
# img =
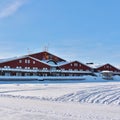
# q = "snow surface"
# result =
<box><xmin>0</xmin><ymin>76</ymin><xmax>120</xmax><ymax>120</ymax></box>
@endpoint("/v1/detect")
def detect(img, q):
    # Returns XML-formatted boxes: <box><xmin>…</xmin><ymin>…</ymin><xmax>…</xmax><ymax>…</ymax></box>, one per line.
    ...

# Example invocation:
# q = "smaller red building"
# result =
<box><xmin>96</xmin><ymin>63</ymin><xmax>119</xmax><ymax>72</ymax></box>
<box><xmin>59</xmin><ymin>61</ymin><xmax>92</xmax><ymax>76</ymax></box>
<box><xmin>60</xmin><ymin>61</ymin><xmax>91</xmax><ymax>71</ymax></box>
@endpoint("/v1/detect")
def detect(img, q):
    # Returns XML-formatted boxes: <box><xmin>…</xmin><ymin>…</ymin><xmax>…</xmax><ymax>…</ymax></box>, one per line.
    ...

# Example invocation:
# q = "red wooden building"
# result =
<box><xmin>96</xmin><ymin>63</ymin><xmax>119</xmax><ymax>72</ymax></box>
<box><xmin>0</xmin><ymin>51</ymin><xmax>93</xmax><ymax>77</ymax></box>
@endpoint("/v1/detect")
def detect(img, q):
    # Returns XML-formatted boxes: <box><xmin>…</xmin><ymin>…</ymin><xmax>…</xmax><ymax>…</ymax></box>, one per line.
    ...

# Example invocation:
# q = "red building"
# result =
<box><xmin>1</xmin><ymin>51</ymin><xmax>119</xmax><ymax>77</ymax></box>
<box><xmin>59</xmin><ymin>61</ymin><xmax>92</xmax><ymax>76</ymax></box>
<box><xmin>96</xmin><ymin>63</ymin><xmax>119</xmax><ymax>72</ymax></box>
<box><xmin>0</xmin><ymin>51</ymin><xmax>93</xmax><ymax>77</ymax></box>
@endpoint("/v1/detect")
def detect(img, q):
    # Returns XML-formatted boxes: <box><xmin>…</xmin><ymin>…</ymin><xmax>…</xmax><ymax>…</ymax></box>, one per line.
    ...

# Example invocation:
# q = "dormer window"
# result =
<box><xmin>47</xmin><ymin>60</ymin><xmax>57</xmax><ymax>65</ymax></box>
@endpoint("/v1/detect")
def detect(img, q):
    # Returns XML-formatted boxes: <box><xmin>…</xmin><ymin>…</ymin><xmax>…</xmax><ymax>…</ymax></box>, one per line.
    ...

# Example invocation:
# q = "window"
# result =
<box><xmin>74</xmin><ymin>69</ymin><xmax>78</xmax><ymax>71</ymax></box>
<box><xmin>107</xmin><ymin>66</ymin><xmax>109</xmax><ymax>68</ymax></box>
<box><xmin>70</xmin><ymin>64</ymin><xmax>72</xmax><ymax>66</ymax></box>
<box><xmin>74</xmin><ymin>63</ymin><xmax>78</xmax><ymax>67</ymax></box>
<box><xmin>33</xmin><ymin>61</ymin><xmax>35</xmax><ymax>64</ymax></box>
<box><xmin>5</xmin><ymin>72</ymin><xmax>11</xmax><ymax>76</ymax></box>
<box><xmin>25</xmin><ymin>67</ymin><xmax>28</xmax><ymax>69</ymax></box>
<box><xmin>4</xmin><ymin>66</ymin><xmax>7</xmax><ymax>68</ymax></box>
<box><xmin>33</xmin><ymin>67</ymin><xmax>38</xmax><ymax>70</ymax></box>
<box><xmin>25</xmin><ymin>59</ymin><xmax>30</xmax><ymax>64</ymax></box>
<box><xmin>16</xmin><ymin>66</ymin><xmax>22</xmax><ymax>69</ymax></box>
<box><xmin>28</xmin><ymin>60</ymin><xmax>30</xmax><ymax>64</ymax></box>
<box><xmin>19</xmin><ymin>60</ymin><xmax>22</xmax><ymax>63</ymax></box>
<box><xmin>43</xmin><ymin>68</ymin><xmax>48</xmax><ymax>70</ymax></box>
<box><xmin>16</xmin><ymin>73</ymin><xmax>22</xmax><ymax>76</ymax></box>
<box><xmin>69</xmin><ymin>74</ymin><xmax>73</xmax><ymax>76</ymax></box>
<box><xmin>25</xmin><ymin>59</ymin><xmax>27</xmax><ymax>63</ymax></box>
<box><xmin>27</xmin><ymin>67</ymin><xmax>30</xmax><ymax>69</ymax></box>
<box><xmin>4</xmin><ymin>66</ymin><xmax>10</xmax><ymax>68</ymax></box>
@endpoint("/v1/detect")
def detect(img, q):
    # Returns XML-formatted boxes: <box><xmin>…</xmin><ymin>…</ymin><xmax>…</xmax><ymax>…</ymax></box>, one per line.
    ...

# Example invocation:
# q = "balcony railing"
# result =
<box><xmin>0</xmin><ymin>67</ymin><xmax>92</xmax><ymax>74</ymax></box>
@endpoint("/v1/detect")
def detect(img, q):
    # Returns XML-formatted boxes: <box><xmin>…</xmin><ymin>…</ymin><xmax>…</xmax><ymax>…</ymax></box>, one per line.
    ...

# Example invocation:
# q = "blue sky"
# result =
<box><xmin>0</xmin><ymin>0</ymin><xmax>120</xmax><ymax>65</ymax></box>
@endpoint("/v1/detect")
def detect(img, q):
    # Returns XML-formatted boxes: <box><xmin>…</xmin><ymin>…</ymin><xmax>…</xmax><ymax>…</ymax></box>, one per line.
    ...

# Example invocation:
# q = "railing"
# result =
<box><xmin>0</xmin><ymin>68</ymin><xmax>92</xmax><ymax>74</ymax></box>
<box><xmin>0</xmin><ymin>68</ymin><xmax>39</xmax><ymax>72</ymax></box>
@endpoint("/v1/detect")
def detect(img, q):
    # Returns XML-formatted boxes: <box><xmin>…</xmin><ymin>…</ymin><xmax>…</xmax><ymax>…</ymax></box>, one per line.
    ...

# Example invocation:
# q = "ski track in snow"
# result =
<box><xmin>0</xmin><ymin>84</ymin><xmax>119</xmax><ymax>105</ymax></box>
<box><xmin>55</xmin><ymin>85</ymin><xmax>120</xmax><ymax>105</ymax></box>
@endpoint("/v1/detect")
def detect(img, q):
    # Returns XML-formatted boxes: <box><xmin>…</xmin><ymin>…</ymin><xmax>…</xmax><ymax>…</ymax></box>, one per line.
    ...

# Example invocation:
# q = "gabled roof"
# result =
<box><xmin>0</xmin><ymin>55</ymin><xmax>49</xmax><ymax>66</ymax></box>
<box><xmin>28</xmin><ymin>56</ymin><xmax>51</xmax><ymax>66</ymax></box>
<box><xmin>86</xmin><ymin>64</ymin><xmax>101</xmax><ymax>69</ymax></box>
<box><xmin>0</xmin><ymin>58</ymin><xmax>17</xmax><ymax>63</ymax></box>
<box><xmin>0</xmin><ymin>51</ymin><xmax>66</xmax><ymax>66</ymax></box>
<box><xmin>59</xmin><ymin>60</ymin><xmax>92</xmax><ymax>69</ymax></box>
<box><xmin>0</xmin><ymin>55</ymin><xmax>28</xmax><ymax>64</ymax></box>
<box><xmin>0</xmin><ymin>55</ymin><xmax>52</xmax><ymax>67</ymax></box>
<box><xmin>96</xmin><ymin>63</ymin><xmax>119</xmax><ymax>70</ymax></box>
<box><xmin>57</xmin><ymin>61</ymin><xmax>69</xmax><ymax>66</ymax></box>
<box><xmin>28</xmin><ymin>51</ymin><xmax>66</xmax><ymax>62</ymax></box>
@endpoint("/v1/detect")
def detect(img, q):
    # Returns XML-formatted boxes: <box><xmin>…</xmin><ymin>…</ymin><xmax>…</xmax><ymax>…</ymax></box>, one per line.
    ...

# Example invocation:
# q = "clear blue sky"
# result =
<box><xmin>0</xmin><ymin>0</ymin><xmax>120</xmax><ymax>65</ymax></box>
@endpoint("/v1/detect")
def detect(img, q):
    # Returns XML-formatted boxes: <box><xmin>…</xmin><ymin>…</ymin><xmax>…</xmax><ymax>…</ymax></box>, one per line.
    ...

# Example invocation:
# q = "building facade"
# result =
<box><xmin>96</xmin><ymin>64</ymin><xmax>120</xmax><ymax>72</ymax></box>
<box><xmin>0</xmin><ymin>51</ymin><xmax>119</xmax><ymax>77</ymax></box>
<box><xmin>0</xmin><ymin>51</ymin><xmax>93</xmax><ymax>76</ymax></box>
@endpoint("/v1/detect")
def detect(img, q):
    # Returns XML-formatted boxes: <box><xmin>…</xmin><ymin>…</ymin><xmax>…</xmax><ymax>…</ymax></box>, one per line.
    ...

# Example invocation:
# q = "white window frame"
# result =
<box><xmin>19</xmin><ymin>60</ymin><xmax>22</xmax><ymax>63</ymax></box>
<box><xmin>25</xmin><ymin>59</ymin><xmax>27</xmax><ymax>63</ymax></box>
<box><xmin>33</xmin><ymin>61</ymin><xmax>35</xmax><ymax>64</ymax></box>
<box><xmin>28</xmin><ymin>60</ymin><xmax>30</xmax><ymax>64</ymax></box>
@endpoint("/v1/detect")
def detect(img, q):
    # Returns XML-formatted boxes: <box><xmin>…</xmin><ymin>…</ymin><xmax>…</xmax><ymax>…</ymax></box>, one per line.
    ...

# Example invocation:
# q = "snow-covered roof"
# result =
<box><xmin>39</xmin><ymin>60</ymin><xmax>68</xmax><ymax>67</ymax></box>
<box><xmin>0</xmin><ymin>56</ymin><xmax>27</xmax><ymax>63</ymax></box>
<box><xmin>86</xmin><ymin>64</ymin><xmax>101</xmax><ymax>69</ymax></box>
<box><xmin>0</xmin><ymin>55</ymin><xmax>50</xmax><ymax>66</ymax></box>
<box><xmin>101</xmin><ymin>70</ymin><xmax>113</xmax><ymax>73</ymax></box>
<box><xmin>96</xmin><ymin>63</ymin><xmax>119</xmax><ymax>70</ymax></box>
<box><xmin>59</xmin><ymin>60</ymin><xmax>91</xmax><ymax>68</ymax></box>
<box><xmin>57</xmin><ymin>61</ymin><xmax>69</xmax><ymax>66</ymax></box>
<box><xmin>0</xmin><ymin>54</ymin><xmax>68</xmax><ymax>67</ymax></box>
<box><xmin>28</xmin><ymin>56</ymin><xmax>51</xmax><ymax>66</ymax></box>
<box><xmin>28</xmin><ymin>51</ymin><xmax>66</xmax><ymax>62</ymax></box>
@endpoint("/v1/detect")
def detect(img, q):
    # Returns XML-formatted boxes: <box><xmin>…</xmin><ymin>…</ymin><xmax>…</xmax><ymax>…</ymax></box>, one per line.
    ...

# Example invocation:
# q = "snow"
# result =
<box><xmin>86</xmin><ymin>63</ymin><xmax>101</xmax><ymax>68</ymax></box>
<box><xmin>0</xmin><ymin>76</ymin><xmax>120</xmax><ymax>120</ymax></box>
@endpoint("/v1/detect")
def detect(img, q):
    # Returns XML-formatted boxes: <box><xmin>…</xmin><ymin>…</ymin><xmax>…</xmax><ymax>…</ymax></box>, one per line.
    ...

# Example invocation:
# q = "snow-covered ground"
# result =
<box><xmin>0</xmin><ymin>76</ymin><xmax>120</xmax><ymax>120</ymax></box>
